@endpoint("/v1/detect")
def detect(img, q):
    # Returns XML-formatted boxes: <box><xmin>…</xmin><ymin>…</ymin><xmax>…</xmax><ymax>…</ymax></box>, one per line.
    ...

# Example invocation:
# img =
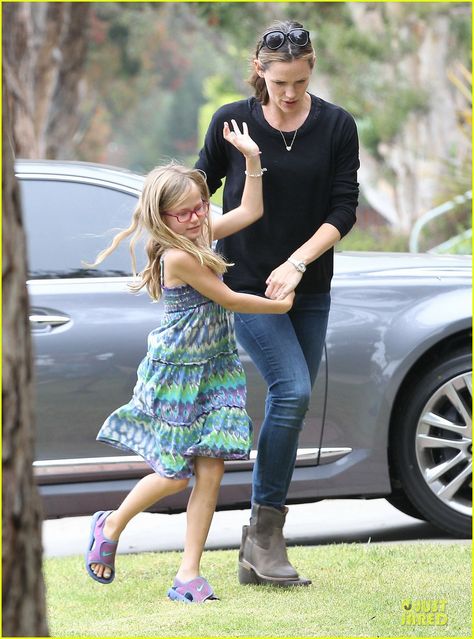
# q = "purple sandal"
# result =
<box><xmin>167</xmin><ymin>576</ymin><xmax>219</xmax><ymax>603</ymax></box>
<box><xmin>85</xmin><ymin>510</ymin><xmax>118</xmax><ymax>584</ymax></box>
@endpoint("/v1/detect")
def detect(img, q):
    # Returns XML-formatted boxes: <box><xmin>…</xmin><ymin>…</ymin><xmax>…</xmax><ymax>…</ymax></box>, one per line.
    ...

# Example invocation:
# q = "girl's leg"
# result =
<box><xmin>175</xmin><ymin>457</ymin><xmax>225</xmax><ymax>582</ymax></box>
<box><xmin>91</xmin><ymin>473</ymin><xmax>189</xmax><ymax>580</ymax></box>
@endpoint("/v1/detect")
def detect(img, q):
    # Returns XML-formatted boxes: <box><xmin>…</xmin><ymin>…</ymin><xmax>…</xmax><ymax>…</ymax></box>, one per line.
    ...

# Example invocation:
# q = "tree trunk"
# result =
<box><xmin>2</xmin><ymin>79</ymin><xmax>49</xmax><ymax>637</ymax></box>
<box><xmin>2</xmin><ymin>2</ymin><xmax>38</xmax><ymax>157</ymax></box>
<box><xmin>2</xmin><ymin>2</ymin><xmax>91</xmax><ymax>159</ymax></box>
<box><xmin>46</xmin><ymin>3</ymin><xmax>91</xmax><ymax>158</ymax></box>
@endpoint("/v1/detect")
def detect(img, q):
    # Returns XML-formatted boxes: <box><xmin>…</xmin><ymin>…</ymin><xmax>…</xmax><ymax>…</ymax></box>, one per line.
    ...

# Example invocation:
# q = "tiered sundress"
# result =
<box><xmin>96</xmin><ymin>281</ymin><xmax>252</xmax><ymax>479</ymax></box>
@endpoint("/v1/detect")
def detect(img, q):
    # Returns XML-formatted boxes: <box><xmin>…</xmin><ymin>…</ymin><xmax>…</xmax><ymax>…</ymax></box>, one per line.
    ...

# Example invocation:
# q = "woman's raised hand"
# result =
<box><xmin>223</xmin><ymin>120</ymin><xmax>260</xmax><ymax>158</ymax></box>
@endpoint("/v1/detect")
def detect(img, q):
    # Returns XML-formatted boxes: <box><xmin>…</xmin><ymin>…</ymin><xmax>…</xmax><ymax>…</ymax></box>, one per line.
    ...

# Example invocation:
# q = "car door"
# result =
<box><xmin>20</xmin><ymin>174</ymin><xmax>158</xmax><ymax>465</ymax></box>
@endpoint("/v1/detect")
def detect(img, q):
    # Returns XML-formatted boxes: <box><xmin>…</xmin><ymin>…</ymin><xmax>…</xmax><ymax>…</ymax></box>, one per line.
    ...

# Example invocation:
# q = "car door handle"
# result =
<box><xmin>29</xmin><ymin>314</ymin><xmax>71</xmax><ymax>327</ymax></box>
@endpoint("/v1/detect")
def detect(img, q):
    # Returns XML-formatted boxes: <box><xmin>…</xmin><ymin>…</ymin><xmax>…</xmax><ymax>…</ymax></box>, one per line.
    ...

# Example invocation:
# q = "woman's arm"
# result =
<box><xmin>165</xmin><ymin>249</ymin><xmax>293</xmax><ymax>314</ymax></box>
<box><xmin>212</xmin><ymin>120</ymin><xmax>264</xmax><ymax>241</ymax></box>
<box><xmin>195</xmin><ymin>110</ymin><xmax>228</xmax><ymax>196</ymax></box>
<box><xmin>265</xmin><ymin>223</ymin><xmax>341</xmax><ymax>300</ymax></box>
<box><xmin>266</xmin><ymin>114</ymin><xmax>359</xmax><ymax>300</ymax></box>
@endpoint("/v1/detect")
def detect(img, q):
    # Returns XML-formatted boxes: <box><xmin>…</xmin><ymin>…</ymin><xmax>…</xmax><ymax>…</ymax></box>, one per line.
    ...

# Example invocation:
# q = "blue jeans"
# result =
<box><xmin>235</xmin><ymin>292</ymin><xmax>331</xmax><ymax>510</ymax></box>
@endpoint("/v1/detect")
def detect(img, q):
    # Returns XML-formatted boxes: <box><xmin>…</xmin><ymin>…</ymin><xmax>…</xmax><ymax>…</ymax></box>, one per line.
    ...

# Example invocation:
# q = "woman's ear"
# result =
<box><xmin>253</xmin><ymin>59</ymin><xmax>265</xmax><ymax>78</ymax></box>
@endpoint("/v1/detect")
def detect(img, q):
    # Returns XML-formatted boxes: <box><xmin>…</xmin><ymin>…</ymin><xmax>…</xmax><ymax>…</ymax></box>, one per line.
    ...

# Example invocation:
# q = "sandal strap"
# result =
<box><xmin>171</xmin><ymin>576</ymin><xmax>217</xmax><ymax>602</ymax></box>
<box><xmin>87</xmin><ymin>511</ymin><xmax>117</xmax><ymax>568</ymax></box>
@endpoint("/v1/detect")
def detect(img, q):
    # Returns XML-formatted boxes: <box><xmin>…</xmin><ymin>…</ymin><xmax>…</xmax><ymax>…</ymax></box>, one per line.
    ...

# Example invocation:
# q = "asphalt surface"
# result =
<box><xmin>42</xmin><ymin>498</ymin><xmax>468</xmax><ymax>558</ymax></box>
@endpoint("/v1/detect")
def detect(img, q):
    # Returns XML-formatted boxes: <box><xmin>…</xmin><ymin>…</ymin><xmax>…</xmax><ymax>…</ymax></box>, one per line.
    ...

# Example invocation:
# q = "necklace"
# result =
<box><xmin>278</xmin><ymin>128</ymin><xmax>298</xmax><ymax>151</ymax></box>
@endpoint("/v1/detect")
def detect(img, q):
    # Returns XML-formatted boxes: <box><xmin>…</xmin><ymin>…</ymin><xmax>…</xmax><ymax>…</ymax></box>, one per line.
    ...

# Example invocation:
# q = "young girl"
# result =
<box><xmin>85</xmin><ymin>120</ymin><xmax>294</xmax><ymax>603</ymax></box>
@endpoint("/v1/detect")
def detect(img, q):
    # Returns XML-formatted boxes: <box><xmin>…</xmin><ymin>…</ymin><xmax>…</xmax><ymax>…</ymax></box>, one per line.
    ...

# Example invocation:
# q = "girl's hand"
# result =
<box><xmin>265</xmin><ymin>262</ymin><xmax>303</xmax><ymax>300</ymax></box>
<box><xmin>223</xmin><ymin>120</ymin><xmax>260</xmax><ymax>158</ymax></box>
<box><xmin>281</xmin><ymin>289</ymin><xmax>295</xmax><ymax>312</ymax></box>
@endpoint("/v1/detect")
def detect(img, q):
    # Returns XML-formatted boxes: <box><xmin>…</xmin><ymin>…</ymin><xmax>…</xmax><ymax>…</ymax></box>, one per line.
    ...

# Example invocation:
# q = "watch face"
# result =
<box><xmin>288</xmin><ymin>258</ymin><xmax>306</xmax><ymax>272</ymax></box>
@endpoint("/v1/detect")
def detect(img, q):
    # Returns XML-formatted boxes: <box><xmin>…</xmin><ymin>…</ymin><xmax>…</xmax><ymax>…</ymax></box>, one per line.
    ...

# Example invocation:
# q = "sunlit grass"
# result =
<box><xmin>45</xmin><ymin>543</ymin><xmax>471</xmax><ymax>637</ymax></box>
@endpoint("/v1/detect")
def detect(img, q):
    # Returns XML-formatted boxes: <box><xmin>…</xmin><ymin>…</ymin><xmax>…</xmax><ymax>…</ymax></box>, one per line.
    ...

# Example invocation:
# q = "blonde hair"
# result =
<box><xmin>248</xmin><ymin>20</ymin><xmax>316</xmax><ymax>105</ymax></box>
<box><xmin>88</xmin><ymin>162</ymin><xmax>230</xmax><ymax>301</ymax></box>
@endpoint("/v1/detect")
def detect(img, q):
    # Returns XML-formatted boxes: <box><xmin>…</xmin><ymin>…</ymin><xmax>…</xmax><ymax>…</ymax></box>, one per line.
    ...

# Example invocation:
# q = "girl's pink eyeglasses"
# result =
<box><xmin>162</xmin><ymin>200</ymin><xmax>209</xmax><ymax>224</ymax></box>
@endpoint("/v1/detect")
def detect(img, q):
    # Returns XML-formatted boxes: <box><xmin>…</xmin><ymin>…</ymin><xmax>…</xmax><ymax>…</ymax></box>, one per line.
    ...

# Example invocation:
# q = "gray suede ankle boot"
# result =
<box><xmin>238</xmin><ymin>504</ymin><xmax>311</xmax><ymax>587</ymax></box>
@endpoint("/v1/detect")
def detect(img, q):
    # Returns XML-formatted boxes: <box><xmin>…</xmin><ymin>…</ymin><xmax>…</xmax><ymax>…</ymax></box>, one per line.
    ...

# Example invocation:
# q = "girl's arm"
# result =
<box><xmin>165</xmin><ymin>249</ymin><xmax>293</xmax><ymax>314</ymax></box>
<box><xmin>212</xmin><ymin>120</ymin><xmax>264</xmax><ymax>241</ymax></box>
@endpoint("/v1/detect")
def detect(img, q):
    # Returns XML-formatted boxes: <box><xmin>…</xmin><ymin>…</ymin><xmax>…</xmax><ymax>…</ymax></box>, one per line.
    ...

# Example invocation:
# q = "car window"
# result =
<box><xmin>19</xmin><ymin>178</ymin><xmax>145</xmax><ymax>278</ymax></box>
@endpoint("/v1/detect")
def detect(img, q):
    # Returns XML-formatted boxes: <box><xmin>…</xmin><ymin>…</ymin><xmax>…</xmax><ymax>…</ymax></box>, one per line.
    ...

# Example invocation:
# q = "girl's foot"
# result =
<box><xmin>175</xmin><ymin>569</ymin><xmax>199</xmax><ymax>583</ymax></box>
<box><xmin>86</xmin><ymin>511</ymin><xmax>120</xmax><ymax>583</ymax></box>
<box><xmin>167</xmin><ymin>576</ymin><xmax>219</xmax><ymax>603</ymax></box>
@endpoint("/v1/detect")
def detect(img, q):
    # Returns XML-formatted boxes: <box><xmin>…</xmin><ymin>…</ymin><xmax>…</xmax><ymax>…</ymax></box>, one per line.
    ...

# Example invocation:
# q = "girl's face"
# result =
<box><xmin>162</xmin><ymin>183</ymin><xmax>208</xmax><ymax>242</ymax></box>
<box><xmin>256</xmin><ymin>58</ymin><xmax>313</xmax><ymax>114</ymax></box>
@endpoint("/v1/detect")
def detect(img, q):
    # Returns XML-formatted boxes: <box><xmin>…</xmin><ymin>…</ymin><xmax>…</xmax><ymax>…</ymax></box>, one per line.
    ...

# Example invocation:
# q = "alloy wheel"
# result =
<box><xmin>415</xmin><ymin>371</ymin><xmax>472</xmax><ymax>517</ymax></box>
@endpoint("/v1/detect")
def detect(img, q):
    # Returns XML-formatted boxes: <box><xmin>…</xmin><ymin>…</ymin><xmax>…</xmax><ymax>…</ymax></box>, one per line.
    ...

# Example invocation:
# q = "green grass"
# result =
<box><xmin>45</xmin><ymin>544</ymin><xmax>471</xmax><ymax>637</ymax></box>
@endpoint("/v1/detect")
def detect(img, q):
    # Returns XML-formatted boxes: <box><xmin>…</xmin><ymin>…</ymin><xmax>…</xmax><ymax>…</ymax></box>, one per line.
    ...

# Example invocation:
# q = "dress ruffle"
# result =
<box><xmin>96</xmin><ymin>282</ymin><xmax>253</xmax><ymax>478</ymax></box>
<box><xmin>98</xmin><ymin>404</ymin><xmax>251</xmax><ymax>479</ymax></box>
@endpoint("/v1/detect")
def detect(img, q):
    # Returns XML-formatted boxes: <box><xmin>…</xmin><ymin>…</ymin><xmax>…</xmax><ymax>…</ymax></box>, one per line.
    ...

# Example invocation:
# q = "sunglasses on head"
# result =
<box><xmin>257</xmin><ymin>28</ymin><xmax>310</xmax><ymax>55</ymax></box>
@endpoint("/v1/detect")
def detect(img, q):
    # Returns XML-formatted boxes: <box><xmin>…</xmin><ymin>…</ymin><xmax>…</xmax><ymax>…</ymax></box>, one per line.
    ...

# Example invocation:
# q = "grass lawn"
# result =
<box><xmin>45</xmin><ymin>543</ymin><xmax>471</xmax><ymax>637</ymax></box>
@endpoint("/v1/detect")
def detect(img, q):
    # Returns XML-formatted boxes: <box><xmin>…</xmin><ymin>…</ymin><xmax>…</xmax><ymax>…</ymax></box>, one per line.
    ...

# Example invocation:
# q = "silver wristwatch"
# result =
<box><xmin>287</xmin><ymin>257</ymin><xmax>306</xmax><ymax>273</ymax></box>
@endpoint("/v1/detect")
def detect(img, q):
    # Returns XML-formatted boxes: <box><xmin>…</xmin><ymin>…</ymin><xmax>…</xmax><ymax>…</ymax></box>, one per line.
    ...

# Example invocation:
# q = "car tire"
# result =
<box><xmin>385</xmin><ymin>493</ymin><xmax>426</xmax><ymax>521</ymax></box>
<box><xmin>390</xmin><ymin>351</ymin><xmax>472</xmax><ymax>538</ymax></box>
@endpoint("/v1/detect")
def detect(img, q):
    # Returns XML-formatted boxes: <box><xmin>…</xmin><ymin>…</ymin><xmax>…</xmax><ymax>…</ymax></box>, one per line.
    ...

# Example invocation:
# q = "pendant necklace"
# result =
<box><xmin>278</xmin><ymin>128</ymin><xmax>298</xmax><ymax>151</ymax></box>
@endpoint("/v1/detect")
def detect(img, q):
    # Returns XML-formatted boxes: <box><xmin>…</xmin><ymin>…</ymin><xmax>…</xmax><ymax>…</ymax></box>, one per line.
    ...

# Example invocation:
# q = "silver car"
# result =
<box><xmin>18</xmin><ymin>159</ymin><xmax>472</xmax><ymax>538</ymax></box>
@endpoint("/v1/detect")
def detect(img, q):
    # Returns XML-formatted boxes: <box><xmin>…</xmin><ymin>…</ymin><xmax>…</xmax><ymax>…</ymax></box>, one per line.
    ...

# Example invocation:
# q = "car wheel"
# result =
<box><xmin>391</xmin><ymin>351</ymin><xmax>472</xmax><ymax>538</ymax></box>
<box><xmin>385</xmin><ymin>493</ymin><xmax>426</xmax><ymax>521</ymax></box>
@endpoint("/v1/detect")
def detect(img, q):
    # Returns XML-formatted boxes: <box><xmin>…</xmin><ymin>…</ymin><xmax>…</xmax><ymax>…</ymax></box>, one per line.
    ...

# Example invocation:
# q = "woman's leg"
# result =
<box><xmin>234</xmin><ymin>294</ymin><xmax>330</xmax><ymax>586</ymax></box>
<box><xmin>91</xmin><ymin>472</ymin><xmax>189</xmax><ymax>580</ymax></box>
<box><xmin>176</xmin><ymin>457</ymin><xmax>225</xmax><ymax>582</ymax></box>
<box><xmin>290</xmin><ymin>292</ymin><xmax>331</xmax><ymax>387</ymax></box>
<box><xmin>235</xmin><ymin>311</ymin><xmax>312</xmax><ymax>509</ymax></box>
<box><xmin>235</xmin><ymin>292</ymin><xmax>330</xmax><ymax>508</ymax></box>
<box><xmin>280</xmin><ymin>292</ymin><xmax>331</xmax><ymax>497</ymax></box>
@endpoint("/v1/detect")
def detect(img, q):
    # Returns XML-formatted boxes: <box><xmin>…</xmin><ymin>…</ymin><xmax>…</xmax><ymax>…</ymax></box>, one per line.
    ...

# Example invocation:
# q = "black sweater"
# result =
<box><xmin>195</xmin><ymin>95</ymin><xmax>360</xmax><ymax>295</ymax></box>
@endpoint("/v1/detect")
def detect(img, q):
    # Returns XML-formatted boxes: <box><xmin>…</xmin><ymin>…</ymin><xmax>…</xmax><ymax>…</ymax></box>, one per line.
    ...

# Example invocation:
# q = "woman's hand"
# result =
<box><xmin>265</xmin><ymin>261</ymin><xmax>303</xmax><ymax>300</ymax></box>
<box><xmin>223</xmin><ymin>120</ymin><xmax>260</xmax><ymax>158</ymax></box>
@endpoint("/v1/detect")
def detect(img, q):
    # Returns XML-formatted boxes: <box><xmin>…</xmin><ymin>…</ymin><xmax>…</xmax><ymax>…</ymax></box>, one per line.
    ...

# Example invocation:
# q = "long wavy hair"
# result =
<box><xmin>248</xmin><ymin>20</ymin><xmax>316</xmax><ymax>105</ymax></box>
<box><xmin>87</xmin><ymin>162</ymin><xmax>230</xmax><ymax>301</ymax></box>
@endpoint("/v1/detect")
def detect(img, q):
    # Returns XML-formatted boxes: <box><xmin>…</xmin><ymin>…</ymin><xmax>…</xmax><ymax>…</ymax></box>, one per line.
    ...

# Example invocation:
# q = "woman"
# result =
<box><xmin>195</xmin><ymin>20</ymin><xmax>359</xmax><ymax>587</ymax></box>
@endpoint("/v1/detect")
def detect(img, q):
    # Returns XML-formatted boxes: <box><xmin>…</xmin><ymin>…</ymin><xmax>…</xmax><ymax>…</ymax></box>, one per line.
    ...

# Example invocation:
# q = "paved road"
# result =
<box><xmin>43</xmin><ymin>498</ymin><xmax>467</xmax><ymax>558</ymax></box>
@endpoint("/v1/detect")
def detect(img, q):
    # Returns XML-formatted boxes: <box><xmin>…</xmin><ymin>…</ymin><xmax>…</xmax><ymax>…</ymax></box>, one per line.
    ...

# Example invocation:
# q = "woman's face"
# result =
<box><xmin>256</xmin><ymin>58</ymin><xmax>313</xmax><ymax>114</ymax></box>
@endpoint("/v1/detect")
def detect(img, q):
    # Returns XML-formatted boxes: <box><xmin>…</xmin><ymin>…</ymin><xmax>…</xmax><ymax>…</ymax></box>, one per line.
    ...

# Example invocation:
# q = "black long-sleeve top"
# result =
<box><xmin>195</xmin><ymin>94</ymin><xmax>360</xmax><ymax>295</ymax></box>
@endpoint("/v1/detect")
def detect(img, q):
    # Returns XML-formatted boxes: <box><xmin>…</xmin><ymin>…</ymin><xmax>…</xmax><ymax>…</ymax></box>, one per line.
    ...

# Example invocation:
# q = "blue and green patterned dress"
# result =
<box><xmin>96</xmin><ymin>281</ymin><xmax>252</xmax><ymax>479</ymax></box>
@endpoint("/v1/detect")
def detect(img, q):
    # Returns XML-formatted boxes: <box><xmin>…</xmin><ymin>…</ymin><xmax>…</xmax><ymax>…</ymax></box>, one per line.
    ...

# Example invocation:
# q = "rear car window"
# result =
<box><xmin>19</xmin><ymin>178</ymin><xmax>144</xmax><ymax>279</ymax></box>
